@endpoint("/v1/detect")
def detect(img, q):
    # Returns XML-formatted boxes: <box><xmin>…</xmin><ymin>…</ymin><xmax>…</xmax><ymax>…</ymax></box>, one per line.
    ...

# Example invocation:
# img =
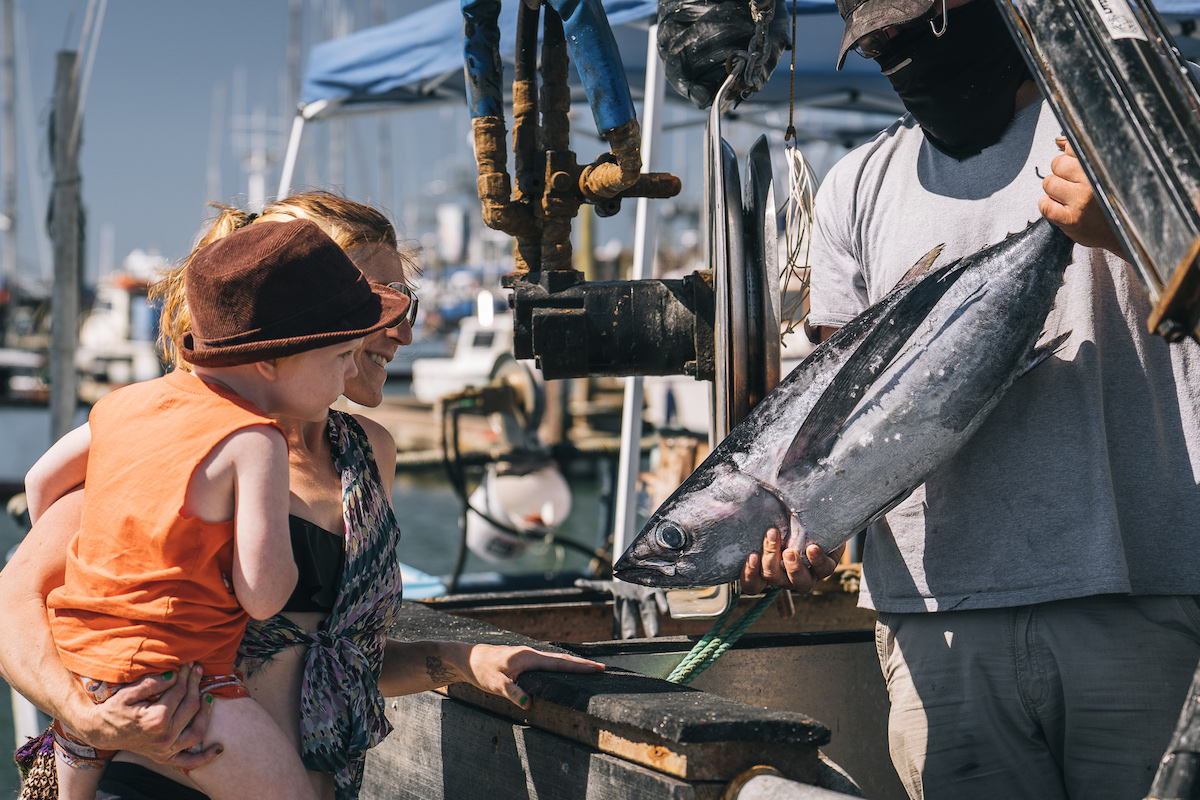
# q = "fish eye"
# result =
<box><xmin>655</xmin><ymin>522</ymin><xmax>687</xmax><ymax>551</ymax></box>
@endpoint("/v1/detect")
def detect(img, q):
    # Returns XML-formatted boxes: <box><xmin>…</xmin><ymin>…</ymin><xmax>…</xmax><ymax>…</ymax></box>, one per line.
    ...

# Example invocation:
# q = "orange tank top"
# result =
<box><xmin>47</xmin><ymin>369</ymin><xmax>281</xmax><ymax>683</ymax></box>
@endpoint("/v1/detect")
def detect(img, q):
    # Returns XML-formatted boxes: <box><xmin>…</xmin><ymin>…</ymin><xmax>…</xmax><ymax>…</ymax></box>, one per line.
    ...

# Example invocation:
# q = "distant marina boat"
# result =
<box><xmin>411</xmin><ymin>310</ymin><xmax>515</xmax><ymax>405</ymax></box>
<box><xmin>0</xmin><ymin>256</ymin><xmax>165</xmax><ymax>492</ymax></box>
<box><xmin>384</xmin><ymin>333</ymin><xmax>453</xmax><ymax>379</ymax></box>
<box><xmin>75</xmin><ymin>268</ymin><xmax>164</xmax><ymax>387</ymax></box>
<box><xmin>0</xmin><ymin>347</ymin><xmax>46</xmax><ymax>402</ymax></box>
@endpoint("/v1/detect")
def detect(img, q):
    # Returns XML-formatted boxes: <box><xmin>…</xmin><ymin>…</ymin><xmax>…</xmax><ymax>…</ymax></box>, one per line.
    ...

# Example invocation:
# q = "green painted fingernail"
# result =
<box><xmin>162</xmin><ymin>671</ymin><xmax>173</xmax><ymax>680</ymax></box>
<box><xmin>206</xmin><ymin>694</ymin><xmax>214</xmax><ymax>704</ymax></box>
<box><xmin>520</xmin><ymin>696</ymin><xmax>529</xmax><ymax>707</ymax></box>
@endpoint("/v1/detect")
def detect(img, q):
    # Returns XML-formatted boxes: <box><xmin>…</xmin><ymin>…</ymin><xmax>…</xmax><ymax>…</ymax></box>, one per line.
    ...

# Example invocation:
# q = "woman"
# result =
<box><xmin>0</xmin><ymin>192</ymin><xmax>603</xmax><ymax>799</ymax></box>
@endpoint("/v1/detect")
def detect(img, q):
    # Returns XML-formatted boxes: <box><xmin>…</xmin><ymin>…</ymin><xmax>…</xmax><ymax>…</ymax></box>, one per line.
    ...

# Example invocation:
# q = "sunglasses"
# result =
<box><xmin>386</xmin><ymin>282</ymin><xmax>420</xmax><ymax>328</ymax></box>
<box><xmin>852</xmin><ymin>0</ymin><xmax>949</xmax><ymax>60</ymax></box>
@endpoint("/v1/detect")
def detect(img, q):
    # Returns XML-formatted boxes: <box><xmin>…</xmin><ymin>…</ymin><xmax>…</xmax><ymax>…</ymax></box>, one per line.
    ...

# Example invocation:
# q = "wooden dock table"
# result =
<box><xmin>362</xmin><ymin>602</ymin><xmax>844</xmax><ymax>800</ymax></box>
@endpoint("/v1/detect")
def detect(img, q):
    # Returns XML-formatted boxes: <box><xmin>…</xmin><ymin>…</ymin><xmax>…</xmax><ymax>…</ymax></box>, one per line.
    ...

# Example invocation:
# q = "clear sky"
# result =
<box><xmin>11</xmin><ymin>0</ymin><xmax>469</xmax><ymax>289</ymax></box>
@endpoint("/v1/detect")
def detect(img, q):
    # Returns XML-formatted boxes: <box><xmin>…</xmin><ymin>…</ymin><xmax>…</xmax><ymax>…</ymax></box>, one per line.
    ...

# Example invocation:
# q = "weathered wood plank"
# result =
<box><xmin>443</xmin><ymin>681</ymin><xmax>821</xmax><ymax>783</ymax></box>
<box><xmin>390</xmin><ymin>601</ymin><xmax>829</xmax><ymax>782</ymax></box>
<box><xmin>363</xmin><ymin>691</ymin><xmax>725</xmax><ymax>800</ymax></box>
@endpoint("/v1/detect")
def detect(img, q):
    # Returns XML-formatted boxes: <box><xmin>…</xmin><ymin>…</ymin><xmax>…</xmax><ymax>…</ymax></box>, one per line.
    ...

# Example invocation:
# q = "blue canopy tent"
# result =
<box><xmin>296</xmin><ymin>0</ymin><xmax>896</xmax><ymax>115</ymax></box>
<box><xmin>279</xmin><ymin>0</ymin><xmax>1200</xmax><ymax>192</ymax></box>
<box><xmin>278</xmin><ymin>0</ymin><xmax>910</xmax><ymax>193</ymax></box>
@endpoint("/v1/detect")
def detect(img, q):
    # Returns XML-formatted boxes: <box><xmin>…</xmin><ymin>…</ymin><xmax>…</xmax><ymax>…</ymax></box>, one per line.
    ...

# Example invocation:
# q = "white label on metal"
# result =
<box><xmin>1090</xmin><ymin>0</ymin><xmax>1149</xmax><ymax>41</ymax></box>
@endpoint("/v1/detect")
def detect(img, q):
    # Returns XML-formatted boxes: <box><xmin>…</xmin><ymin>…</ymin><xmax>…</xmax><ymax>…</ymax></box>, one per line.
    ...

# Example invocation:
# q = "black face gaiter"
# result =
<box><xmin>876</xmin><ymin>0</ymin><xmax>1032</xmax><ymax>160</ymax></box>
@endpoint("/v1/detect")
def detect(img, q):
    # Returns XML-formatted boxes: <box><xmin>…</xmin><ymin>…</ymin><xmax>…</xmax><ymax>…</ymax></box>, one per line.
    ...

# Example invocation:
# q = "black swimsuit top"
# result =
<box><xmin>283</xmin><ymin>515</ymin><xmax>345</xmax><ymax>613</ymax></box>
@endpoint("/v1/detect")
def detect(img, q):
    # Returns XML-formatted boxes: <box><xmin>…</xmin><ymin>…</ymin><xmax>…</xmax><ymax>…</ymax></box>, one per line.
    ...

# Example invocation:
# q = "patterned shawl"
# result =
<box><xmin>238</xmin><ymin>410</ymin><xmax>403</xmax><ymax>800</ymax></box>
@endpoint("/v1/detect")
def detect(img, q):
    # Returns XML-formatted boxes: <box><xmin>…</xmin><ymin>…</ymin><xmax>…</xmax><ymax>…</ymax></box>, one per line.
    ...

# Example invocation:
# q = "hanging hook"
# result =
<box><xmin>930</xmin><ymin>0</ymin><xmax>949</xmax><ymax>36</ymax></box>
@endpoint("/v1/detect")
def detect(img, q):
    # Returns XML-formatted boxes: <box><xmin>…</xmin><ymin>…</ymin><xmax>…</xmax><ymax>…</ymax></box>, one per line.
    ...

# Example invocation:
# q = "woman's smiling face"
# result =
<box><xmin>343</xmin><ymin>245</ymin><xmax>414</xmax><ymax>408</ymax></box>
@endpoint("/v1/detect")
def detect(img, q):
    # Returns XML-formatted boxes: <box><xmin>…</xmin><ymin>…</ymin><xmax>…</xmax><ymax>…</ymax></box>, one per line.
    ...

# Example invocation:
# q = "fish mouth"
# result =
<box><xmin>611</xmin><ymin>565</ymin><xmax>661</xmax><ymax>586</ymax></box>
<box><xmin>612</xmin><ymin>564</ymin><xmax>715</xmax><ymax>590</ymax></box>
<box><xmin>612</xmin><ymin>554</ymin><xmax>677</xmax><ymax>586</ymax></box>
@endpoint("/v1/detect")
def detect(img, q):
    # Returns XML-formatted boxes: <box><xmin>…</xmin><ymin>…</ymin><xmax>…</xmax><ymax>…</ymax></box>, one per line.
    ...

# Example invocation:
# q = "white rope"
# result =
<box><xmin>781</xmin><ymin>144</ymin><xmax>817</xmax><ymax>344</ymax></box>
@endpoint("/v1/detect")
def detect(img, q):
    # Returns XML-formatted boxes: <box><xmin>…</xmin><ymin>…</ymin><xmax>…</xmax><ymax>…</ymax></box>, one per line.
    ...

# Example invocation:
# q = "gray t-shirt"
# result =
<box><xmin>808</xmin><ymin>99</ymin><xmax>1200</xmax><ymax>613</ymax></box>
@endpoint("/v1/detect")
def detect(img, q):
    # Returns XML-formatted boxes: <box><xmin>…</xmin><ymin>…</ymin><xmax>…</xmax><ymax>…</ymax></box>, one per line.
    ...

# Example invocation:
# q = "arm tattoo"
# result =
<box><xmin>426</xmin><ymin>656</ymin><xmax>457</xmax><ymax>684</ymax></box>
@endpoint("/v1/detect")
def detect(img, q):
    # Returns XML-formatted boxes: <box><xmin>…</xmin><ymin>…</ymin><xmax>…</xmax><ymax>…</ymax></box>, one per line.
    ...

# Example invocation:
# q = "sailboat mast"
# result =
<box><xmin>2</xmin><ymin>0</ymin><xmax>16</xmax><ymax>302</ymax></box>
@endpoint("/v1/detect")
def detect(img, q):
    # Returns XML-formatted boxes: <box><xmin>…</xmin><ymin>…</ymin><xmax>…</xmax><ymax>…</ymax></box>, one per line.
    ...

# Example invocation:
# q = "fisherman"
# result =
<box><xmin>741</xmin><ymin>1</ymin><xmax>1200</xmax><ymax>798</ymax></box>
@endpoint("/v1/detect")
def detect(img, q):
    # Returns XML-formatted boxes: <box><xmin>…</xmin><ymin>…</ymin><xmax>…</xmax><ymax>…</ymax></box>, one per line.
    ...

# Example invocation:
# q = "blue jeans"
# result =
<box><xmin>876</xmin><ymin>595</ymin><xmax>1200</xmax><ymax>800</ymax></box>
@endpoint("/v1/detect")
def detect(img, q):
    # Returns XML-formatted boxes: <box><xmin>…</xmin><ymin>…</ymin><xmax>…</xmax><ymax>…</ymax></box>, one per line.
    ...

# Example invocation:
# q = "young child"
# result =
<box><xmin>24</xmin><ymin>219</ymin><xmax>411</xmax><ymax>800</ymax></box>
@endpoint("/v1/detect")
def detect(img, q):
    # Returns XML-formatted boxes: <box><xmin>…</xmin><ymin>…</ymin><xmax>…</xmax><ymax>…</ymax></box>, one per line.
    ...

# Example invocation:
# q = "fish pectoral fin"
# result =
<box><xmin>779</xmin><ymin>342</ymin><xmax>884</xmax><ymax>471</ymax></box>
<box><xmin>893</xmin><ymin>243</ymin><xmax>946</xmax><ymax>290</ymax></box>
<box><xmin>779</xmin><ymin>254</ymin><xmax>973</xmax><ymax>475</ymax></box>
<box><xmin>1016</xmin><ymin>331</ymin><xmax>1072</xmax><ymax>380</ymax></box>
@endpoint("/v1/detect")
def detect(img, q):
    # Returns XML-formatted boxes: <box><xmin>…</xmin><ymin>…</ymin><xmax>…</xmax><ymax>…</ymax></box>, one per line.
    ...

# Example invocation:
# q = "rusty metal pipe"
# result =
<box><xmin>472</xmin><ymin>115</ymin><xmax>539</xmax><ymax>270</ymax></box>
<box><xmin>464</xmin><ymin>0</ymin><xmax>542</xmax><ymax>271</ymax></box>
<box><xmin>538</xmin><ymin>9</ymin><xmax>581</xmax><ymax>271</ymax></box>
<box><xmin>580</xmin><ymin>118</ymin><xmax>644</xmax><ymax>200</ymax></box>
<box><xmin>512</xmin><ymin>0</ymin><xmax>541</xmax><ymax>204</ymax></box>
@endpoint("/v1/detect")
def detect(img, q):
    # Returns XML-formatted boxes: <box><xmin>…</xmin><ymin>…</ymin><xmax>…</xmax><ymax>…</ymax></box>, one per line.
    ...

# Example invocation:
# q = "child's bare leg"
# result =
<box><xmin>54</xmin><ymin>747</ymin><xmax>104</xmax><ymax>800</ymax></box>
<box><xmin>185</xmin><ymin>696</ymin><xmax>319</xmax><ymax>800</ymax></box>
<box><xmin>52</xmin><ymin>718</ymin><xmax>114</xmax><ymax>800</ymax></box>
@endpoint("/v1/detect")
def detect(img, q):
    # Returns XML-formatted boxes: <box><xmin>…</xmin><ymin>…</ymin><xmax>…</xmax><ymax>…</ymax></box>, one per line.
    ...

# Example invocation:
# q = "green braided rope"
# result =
<box><xmin>666</xmin><ymin>588</ymin><xmax>782</xmax><ymax>685</ymax></box>
<box><xmin>663</xmin><ymin>599</ymin><xmax>739</xmax><ymax>684</ymax></box>
<box><xmin>690</xmin><ymin>591</ymin><xmax>780</xmax><ymax>674</ymax></box>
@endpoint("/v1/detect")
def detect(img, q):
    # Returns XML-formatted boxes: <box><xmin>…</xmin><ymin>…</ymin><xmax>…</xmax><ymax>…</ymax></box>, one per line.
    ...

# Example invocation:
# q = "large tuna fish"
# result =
<box><xmin>614</xmin><ymin>219</ymin><xmax>1074</xmax><ymax>588</ymax></box>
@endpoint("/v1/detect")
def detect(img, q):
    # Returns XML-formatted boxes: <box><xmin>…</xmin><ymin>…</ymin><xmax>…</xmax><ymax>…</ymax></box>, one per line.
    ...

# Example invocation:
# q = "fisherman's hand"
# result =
<box><xmin>85</xmin><ymin>663</ymin><xmax>220</xmax><ymax>769</ymax></box>
<box><xmin>575</xmin><ymin>578</ymin><xmax>669</xmax><ymax>639</ymax></box>
<box><xmin>741</xmin><ymin>528</ymin><xmax>842</xmax><ymax>595</ymax></box>
<box><xmin>1039</xmin><ymin>137</ymin><xmax>1128</xmax><ymax>259</ymax></box>
<box><xmin>461</xmin><ymin>644</ymin><xmax>605</xmax><ymax>709</ymax></box>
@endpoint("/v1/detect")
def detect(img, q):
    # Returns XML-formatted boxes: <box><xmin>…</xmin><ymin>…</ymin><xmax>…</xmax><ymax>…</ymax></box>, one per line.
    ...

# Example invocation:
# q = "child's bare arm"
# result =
<box><xmin>25</xmin><ymin>423</ymin><xmax>91</xmax><ymax>524</ymax></box>
<box><xmin>228</xmin><ymin>425</ymin><xmax>297</xmax><ymax>620</ymax></box>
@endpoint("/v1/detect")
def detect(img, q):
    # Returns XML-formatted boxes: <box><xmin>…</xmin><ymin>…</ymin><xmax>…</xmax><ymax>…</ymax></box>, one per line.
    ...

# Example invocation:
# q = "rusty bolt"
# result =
<box><xmin>550</xmin><ymin>171</ymin><xmax>574</xmax><ymax>192</ymax></box>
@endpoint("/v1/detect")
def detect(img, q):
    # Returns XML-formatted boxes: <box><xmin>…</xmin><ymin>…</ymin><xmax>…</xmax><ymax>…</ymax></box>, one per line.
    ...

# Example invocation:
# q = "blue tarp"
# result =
<box><xmin>297</xmin><ymin>0</ymin><xmax>1200</xmax><ymax>120</ymax></box>
<box><xmin>298</xmin><ymin>0</ymin><xmax>900</xmax><ymax>117</ymax></box>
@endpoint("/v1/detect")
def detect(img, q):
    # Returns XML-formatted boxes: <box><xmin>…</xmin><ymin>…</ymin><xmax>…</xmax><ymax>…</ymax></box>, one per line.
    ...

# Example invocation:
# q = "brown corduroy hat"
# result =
<box><xmin>834</xmin><ymin>0</ymin><xmax>935</xmax><ymax>69</ymax></box>
<box><xmin>178</xmin><ymin>218</ymin><xmax>411</xmax><ymax>367</ymax></box>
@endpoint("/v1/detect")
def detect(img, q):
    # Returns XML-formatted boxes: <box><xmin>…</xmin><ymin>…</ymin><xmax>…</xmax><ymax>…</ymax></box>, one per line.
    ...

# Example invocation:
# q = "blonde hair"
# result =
<box><xmin>152</xmin><ymin>191</ymin><xmax>419</xmax><ymax>369</ymax></box>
